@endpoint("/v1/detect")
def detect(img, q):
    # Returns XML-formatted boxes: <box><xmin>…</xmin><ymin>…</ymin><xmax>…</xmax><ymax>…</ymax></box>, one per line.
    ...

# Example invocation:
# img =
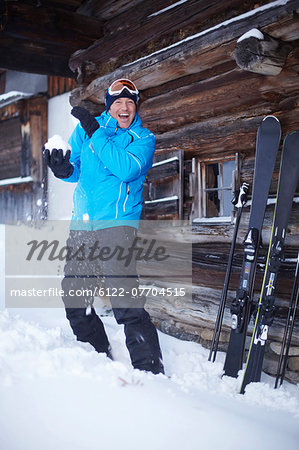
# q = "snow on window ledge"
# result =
<box><xmin>193</xmin><ymin>216</ymin><xmax>232</xmax><ymax>225</ymax></box>
<box><xmin>0</xmin><ymin>176</ymin><xmax>33</xmax><ymax>187</ymax></box>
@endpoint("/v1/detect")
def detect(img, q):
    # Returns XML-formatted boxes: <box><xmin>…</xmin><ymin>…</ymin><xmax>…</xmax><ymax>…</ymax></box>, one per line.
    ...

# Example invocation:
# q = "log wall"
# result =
<box><xmin>0</xmin><ymin>96</ymin><xmax>48</xmax><ymax>223</ymax></box>
<box><xmin>69</xmin><ymin>0</ymin><xmax>299</xmax><ymax>382</ymax></box>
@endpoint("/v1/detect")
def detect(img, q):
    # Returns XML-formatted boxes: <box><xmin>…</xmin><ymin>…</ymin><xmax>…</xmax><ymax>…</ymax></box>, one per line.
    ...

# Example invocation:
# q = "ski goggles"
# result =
<box><xmin>107</xmin><ymin>79</ymin><xmax>139</xmax><ymax>96</ymax></box>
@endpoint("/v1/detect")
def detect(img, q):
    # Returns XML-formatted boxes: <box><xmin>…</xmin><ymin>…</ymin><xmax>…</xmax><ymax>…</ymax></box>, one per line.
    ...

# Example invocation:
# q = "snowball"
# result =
<box><xmin>44</xmin><ymin>135</ymin><xmax>71</xmax><ymax>155</ymax></box>
<box><xmin>237</xmin><ymin>28</ymin><xmax>264</xmax><ymax>43</ymax></box>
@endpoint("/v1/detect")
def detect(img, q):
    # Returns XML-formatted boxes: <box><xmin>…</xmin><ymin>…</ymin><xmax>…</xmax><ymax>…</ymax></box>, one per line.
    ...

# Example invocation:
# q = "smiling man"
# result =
<box><xmin>44</xmin><ymin>79</ymin><xmax>164</xmax><ymax>375</ymax></box>
<box><xmin>109</xmin><ymin>96</ymin><xmax>135</xmax><ymax>128</ymax></box>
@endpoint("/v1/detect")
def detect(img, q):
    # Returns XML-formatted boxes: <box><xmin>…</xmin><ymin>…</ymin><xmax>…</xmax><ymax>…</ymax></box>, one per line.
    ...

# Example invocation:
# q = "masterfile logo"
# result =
<box><xmin>5</xmin><ymin>220</ymin><xmax>192</xmax><ymax>307</ymax></box>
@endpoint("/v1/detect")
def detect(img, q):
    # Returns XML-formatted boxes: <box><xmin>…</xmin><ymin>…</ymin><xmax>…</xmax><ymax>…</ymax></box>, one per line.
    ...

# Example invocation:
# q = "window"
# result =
<box><xmin>191</xmin><ymin>156</ymin><xmax>238</xmax><ymax>222</ymax></box>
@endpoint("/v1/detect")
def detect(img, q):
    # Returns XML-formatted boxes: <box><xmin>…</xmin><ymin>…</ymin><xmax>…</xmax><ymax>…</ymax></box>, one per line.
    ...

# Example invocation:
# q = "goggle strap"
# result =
<box><xmin>108</xmin><ymin>79</ymin><xmax>138</xmax><ymax>96</ymax></box>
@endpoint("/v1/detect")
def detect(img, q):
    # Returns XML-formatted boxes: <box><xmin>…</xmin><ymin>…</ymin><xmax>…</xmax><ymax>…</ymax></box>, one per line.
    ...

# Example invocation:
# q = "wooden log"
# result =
<box><xmin>192</xmin><ymin>240</ymin><xmax>299</xmax><ymax>295</ymax></box>
<box><xmin>191</xmin><ymin>202</ymin><xmax>299</xmax><ymax>246</ymax></box>
<box><xmin>69</xmin><ymin>47</ymin><xmax>236</xmax><ymax>106</ymax></box>
<box><xmin>69</xmin><ymin>0</ymin><xmax>299</xmax><ymax>89</ymax></box>
<box><xmin>235</xmin><ymin>29</ymin><xmax>294</xmax><ymax>75</ymax></box>
<box><xmin>139</xmin><ymin>54</ymin><xmax>299</xmax><ymax>134</ymax></box>
<box><xmin>143</xmin><ymin>281</ymin><xmax>299</xmax><ymax>346</ymax></box>
<box><xmin>77</xmin><ymin>0</ymin><xmax>166</xmax><ymax>20</ymax></box>
<box><xmin>70</xmin><ymin>25</ymin><xmax>236</xmax><ymax>93</ymax></box>
<box><xmin>152</xmin><ymin>104</ymin><xmax>299</xmax><ymax>159</ymax></box>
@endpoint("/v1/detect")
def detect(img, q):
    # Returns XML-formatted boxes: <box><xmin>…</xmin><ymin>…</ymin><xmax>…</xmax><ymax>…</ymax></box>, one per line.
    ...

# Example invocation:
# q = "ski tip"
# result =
<box><xmin>284</xmin><ymin>130</ymin><xmax>299</xmax><ymax>137</ymax></box>
<box><xmin>262</xmin><ymin>115</ymin><xmax>280</xmax><ymax>123</ymax></box>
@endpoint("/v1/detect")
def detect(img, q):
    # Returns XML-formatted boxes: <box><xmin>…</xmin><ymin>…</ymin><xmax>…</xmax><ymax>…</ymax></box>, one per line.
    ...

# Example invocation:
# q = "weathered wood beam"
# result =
<box><xmin>192</xmin><ymin>241</ymin><xmax>299</xmax><ymax>296</ymax></box>
<box><xmin>71</xmin><ymin>0</ymin><xmax>299</xmax><ymax>104</ymax></box>
<box><xmin>0</xmin><ymin>37</ymin><xmax>74</xmax><ymax>77</ymax></box>
<box><xmin>153</xmin><ymin>105</ymin><xmax>299</xmax><ymax>159</ymax></box>
<box><xmin>68</xmin><ymin>0</ymin><xmax>274</xmax><ymax>80</ymax></box>
<box><xmin>139</xmin><ymin>51</ymin><xmax>299</xmax><ymax>134</ymax></box>
<box><xmin>70</xmin><ymin>40</ymin><xmax>236</xmax><ymax>105</ymax></box>
<box><xmin>102</xmin><ymin>0</ymin><xmax>205</xmax><ymax>33</ymax></box>
<box><xmin>25</xmin><ymin>0</ymin><xmax>81</xmax><ymax>11</ymax></box>
<box><xmin>0</xmin><ymin>2</ymin><xmax>104</xmax><ymax>76</ymax></box>
<box><xmin>235</xmin><ymin>28</ymin><xmax>294</xmax><ymax>75</ymax></box>
<box><xmin>3</xmin><ymin>2</ymin><xmax>104</xmax><ymax>48</ymax></box>
<box><xmin>77</xmin><ymin>0</ymin><xmax>146</xmax><ymax>19</ymax></box>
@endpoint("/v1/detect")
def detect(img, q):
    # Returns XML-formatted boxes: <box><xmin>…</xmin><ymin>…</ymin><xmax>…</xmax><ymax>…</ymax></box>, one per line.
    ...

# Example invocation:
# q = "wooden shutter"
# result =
<box><xmin>0</xmin><ymin>117</ymin><xmax>22</xmax><ymax>180</ymax></box>
<box><xmin>142</xmin><ymin>149</ymin><xmax>183</xmax><ymax>219</ymax></box>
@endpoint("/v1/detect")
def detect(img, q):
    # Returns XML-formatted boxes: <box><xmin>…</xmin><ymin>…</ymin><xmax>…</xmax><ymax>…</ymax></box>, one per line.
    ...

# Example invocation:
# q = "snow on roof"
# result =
<box><xmin>0</xmin><ymin>91</ymin><xmax>34</xmax><ymax>108</ymax></box>
<box><xmin>148</xmin><ymin>0</ymin><xmax>190</xmax><ymax>18</ymax></box>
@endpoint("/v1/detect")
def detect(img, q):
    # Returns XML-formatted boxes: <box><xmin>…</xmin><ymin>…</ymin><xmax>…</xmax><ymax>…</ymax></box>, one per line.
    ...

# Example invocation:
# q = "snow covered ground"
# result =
<box><xmin>0</xmin><ymin>224</ymin><xmax>298</xmax><ymax>450</ymax></box>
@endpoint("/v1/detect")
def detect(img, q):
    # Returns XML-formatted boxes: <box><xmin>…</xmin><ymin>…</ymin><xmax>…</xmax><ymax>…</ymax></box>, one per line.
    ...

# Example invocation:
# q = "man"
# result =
<box><xmin>45</xmin><ymin>79</ymin><xmax>164</xmax><ymax>375</ymax></box>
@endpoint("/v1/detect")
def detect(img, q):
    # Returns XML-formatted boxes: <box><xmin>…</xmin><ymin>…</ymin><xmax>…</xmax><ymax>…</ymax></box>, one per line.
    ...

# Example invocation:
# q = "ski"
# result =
<box><xmin>209</xmin><ymin>182</ymin><xmax>249</xmax><ymax>363</ymax></box>
<box><xmin>275</xmin><ymin>251</ymin><xmax>299</xmax><ymax>388</ymax></box>
<box><xmin>240</xmin><ymin>131</ymin><xmax>299</xmax><ymax>394</ymax></box>
<box><xmin>223</xmin><ymin>116</ymin><xmax>281</xmax><ymax>378</ymax></box>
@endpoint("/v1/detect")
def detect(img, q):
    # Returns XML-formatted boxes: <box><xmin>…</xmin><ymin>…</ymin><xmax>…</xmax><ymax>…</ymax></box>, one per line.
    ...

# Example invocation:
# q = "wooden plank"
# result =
<box><xmin>77</xmin><ymin>0</ymin><xmax>146</xmax><ymax>19</ymax></box>
<box><xmin>0</xmin><ymin>37</ymin><xmax>74</xmax><ymax>77</ymax></box>
<box><xmin>142</xmin><ymin>149</ymin><xmax>183</xmax><ymax>219</ymax></box>
<box><xmin>0</xmin><ymin>118</ymin><xmax>22</xmax><ymax>180</ymax></box>
<box><xmin>34</xmin><ymin>0</ymin><xmax>83</xmax><ymax>11</ymax></box>
<box><xmin>142</xmin><ymin>198</ymin><xmax>179</xmax><ymax>219</ymax></box>
<box><xmin>147</xmin><ymin>159</ymin><xmax>179</xmax><ymax>182</ymax></box>
<box><xmin>0</xmin><ymin>0</ymin><xmax>103</xmax><ymax>76</ymax></box>
<box><xmin>146</xmin><ymin>176</ymin><xmax>180</xmax><ymax>201</ymax></box>
<box><xmin>4</xmin><ymin>2</ymin><xmax>104</xmax><ymax>48</ymax></box>
<box><xmin>48</xmin><ymin>76</ymin><xmax>76</xmax><ymax>97</ymax></box>
<box><xmin>192</xmin><ymin>243</ymin><xmax>299</xmax><ymax>298</ymax></box>
<box><xmin>21</xmin><ymin>121</ymin><xmax>31</xmax><ymax>178</ymax></box>
<box><xmin>0</xmin><ymin>181</ymin><xmax>46</xmax><ymax>223</ymax></box>
<box><xmin>0</xmin><ymin>71</ymin><xmax>5</xmax><ymax>95</ymax></box>
<box><xmin>30</xmin><ymin>114</ymin><xmax>43</xmax><ymax>182</ymax></box>
<box><xmin>154</xmin><ymin>106</ymin><xmax>299</xmax><ymax>159</ymax></box>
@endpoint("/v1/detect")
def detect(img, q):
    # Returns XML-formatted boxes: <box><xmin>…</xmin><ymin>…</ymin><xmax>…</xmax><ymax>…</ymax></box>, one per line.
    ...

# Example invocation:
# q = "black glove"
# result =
<box><xmin>71</xmin><ymin>106</ymin><xmax>99</xmax><ymax>138</ymax></box>
<box><xmin>44</xmin><ymin>148</ymin><xmax>74</xmax><ymax>179</ymax></box>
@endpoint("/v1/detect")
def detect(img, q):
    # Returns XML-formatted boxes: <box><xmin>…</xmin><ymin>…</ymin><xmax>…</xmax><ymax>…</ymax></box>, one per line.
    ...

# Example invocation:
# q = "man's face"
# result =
<box><xmin>109</xmin><ymin>97</ymin><xmax>136</xmax><ymax>128</ymax></box>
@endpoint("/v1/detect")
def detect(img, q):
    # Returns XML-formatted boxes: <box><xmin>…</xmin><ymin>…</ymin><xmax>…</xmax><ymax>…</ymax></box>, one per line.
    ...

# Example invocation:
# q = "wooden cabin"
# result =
<box><xmin>1</xmin><ymin>0</ymin><xmax>299</xmax><ymax>382</ymax></box>
<box><xmin>0</xmin><ymin>71</ymin><xmax>76</xmax><ymax>222</ymax></box>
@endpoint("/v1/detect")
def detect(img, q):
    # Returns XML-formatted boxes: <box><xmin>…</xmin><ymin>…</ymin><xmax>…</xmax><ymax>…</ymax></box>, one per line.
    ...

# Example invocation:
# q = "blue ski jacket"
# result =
<box><xmin>62</xmin><ymin>110</ymin><xmax>155</xmax><ymax>230</ymax></box>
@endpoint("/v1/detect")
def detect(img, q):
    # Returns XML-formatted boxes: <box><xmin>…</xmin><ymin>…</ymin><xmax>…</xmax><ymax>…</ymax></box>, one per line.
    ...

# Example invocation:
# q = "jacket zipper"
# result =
<box><xmin>115</xmin><ymin>181</ymin><xmax>123</xmax><ymax>219</ymax></box>
<box><xmin>123</xmin><ymin>184</ymin><xmax>130</xmax><ymax>212</ymax></box>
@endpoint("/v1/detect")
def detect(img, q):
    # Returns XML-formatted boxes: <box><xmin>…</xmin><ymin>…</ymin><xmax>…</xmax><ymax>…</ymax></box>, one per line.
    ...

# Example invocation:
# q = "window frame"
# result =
<box><xmin>191</xmin><ymin>153</ymin><xmax>239</xmax><ymax>224</ymax></box>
